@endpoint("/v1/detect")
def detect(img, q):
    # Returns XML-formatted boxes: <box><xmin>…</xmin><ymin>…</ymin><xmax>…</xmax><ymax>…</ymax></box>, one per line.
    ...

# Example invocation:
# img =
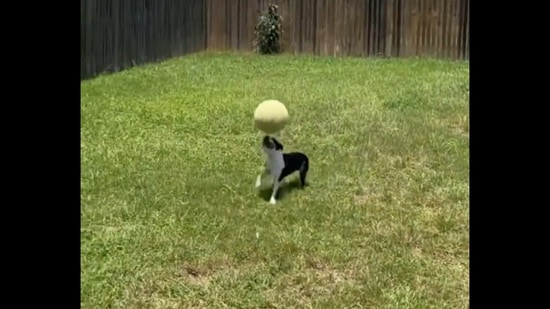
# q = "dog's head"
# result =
<box><xmin>262</xmin><ymin>135</ymin><xmax>284</xmax><ymax>152</ymax></box>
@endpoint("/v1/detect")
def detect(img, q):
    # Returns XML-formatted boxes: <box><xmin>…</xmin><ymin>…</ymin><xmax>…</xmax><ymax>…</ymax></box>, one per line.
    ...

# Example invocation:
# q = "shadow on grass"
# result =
<box><xmin>257</xmin><ymin>178</ymin><xmax>309</xmax><ymax>202</ymax></box>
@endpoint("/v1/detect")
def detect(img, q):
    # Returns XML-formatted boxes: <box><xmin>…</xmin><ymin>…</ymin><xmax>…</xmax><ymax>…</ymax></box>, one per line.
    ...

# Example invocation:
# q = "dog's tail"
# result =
<box><xmin>299</xmin><ymin>156</ymin><xmax>309</xmax><ymax>188</ymax></box>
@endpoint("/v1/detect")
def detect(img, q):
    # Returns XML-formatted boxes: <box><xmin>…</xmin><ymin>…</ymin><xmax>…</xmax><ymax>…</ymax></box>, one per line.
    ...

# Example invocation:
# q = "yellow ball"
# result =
<box><xmin>254</xmin><ymin>100</ymin><xmax>289</xmax><ymax>134</ymax></box>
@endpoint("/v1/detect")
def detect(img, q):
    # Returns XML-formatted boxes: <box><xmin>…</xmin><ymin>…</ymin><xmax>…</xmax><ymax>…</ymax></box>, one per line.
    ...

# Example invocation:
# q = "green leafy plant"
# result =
<box><xmin>253</xmin><ymin>4</ymin><xmax>283</xmax><ymax>54</ymax></box>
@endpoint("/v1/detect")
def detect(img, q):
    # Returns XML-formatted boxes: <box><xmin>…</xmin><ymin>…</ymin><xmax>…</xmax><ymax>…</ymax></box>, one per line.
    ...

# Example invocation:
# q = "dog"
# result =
<box><xmin>255</xmin><ymin>135</ymin><xmax>309</xmax><ymax>204</ymax></box>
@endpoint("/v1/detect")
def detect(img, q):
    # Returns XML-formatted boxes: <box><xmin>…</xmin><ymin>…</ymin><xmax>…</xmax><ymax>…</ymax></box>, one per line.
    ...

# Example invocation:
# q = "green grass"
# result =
<box><xmin>81</xmin><ymin>52</ymin><xmax>469</xmax><ymax>309</ymax></box>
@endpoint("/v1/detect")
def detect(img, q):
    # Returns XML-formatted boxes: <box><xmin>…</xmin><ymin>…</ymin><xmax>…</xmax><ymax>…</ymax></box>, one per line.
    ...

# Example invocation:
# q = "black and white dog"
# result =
<box><xmin>255</xmin><ymin>135</ymin><xmax>309</xmax><ymax>204</ymax></box>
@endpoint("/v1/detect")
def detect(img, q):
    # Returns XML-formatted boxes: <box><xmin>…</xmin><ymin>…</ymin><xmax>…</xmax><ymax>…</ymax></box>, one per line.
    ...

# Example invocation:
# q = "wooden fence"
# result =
<box><xmin>81</xmin><ymin>0</ymin><xmax>468</xmax><ymax>80</ymax></box>
<box><xmin>206</xmin><ymin>0</ymin><xmax>469</xmax><ymax>59</ymax></box>
<box><xmin>81</xmin><ymin>0</ymin><xmax>206</xmax><ymax>80</ymax></box>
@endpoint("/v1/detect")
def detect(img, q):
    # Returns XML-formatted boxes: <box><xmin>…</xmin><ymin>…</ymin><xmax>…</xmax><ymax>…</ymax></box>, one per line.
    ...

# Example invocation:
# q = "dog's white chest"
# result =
<box><xmin>266</xmin><ymin>151</ymin><xmax>285</xmax><ymax>176</ymax></box>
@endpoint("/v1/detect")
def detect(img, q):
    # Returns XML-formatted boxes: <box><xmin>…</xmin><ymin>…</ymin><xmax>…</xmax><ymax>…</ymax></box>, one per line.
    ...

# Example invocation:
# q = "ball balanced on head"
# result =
<box><xmin>254</xmin><ymin>99</ymin><xmax>289</xmax><ymax>135</ymax></box>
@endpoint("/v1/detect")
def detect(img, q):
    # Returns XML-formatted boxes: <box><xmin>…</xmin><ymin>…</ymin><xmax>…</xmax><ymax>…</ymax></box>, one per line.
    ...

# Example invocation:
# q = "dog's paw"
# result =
<box><xmin>269</xmin><ymin>197</ymin><xmax>277</xmax><ymax>205</ymax></box>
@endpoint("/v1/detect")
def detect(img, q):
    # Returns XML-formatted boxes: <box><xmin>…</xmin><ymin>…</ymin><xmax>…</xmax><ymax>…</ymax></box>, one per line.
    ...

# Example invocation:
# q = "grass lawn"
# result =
<box><xmin>81</xmin><ymin>52</ymin><xmax>469</xmax><ymax>309</ymax></box>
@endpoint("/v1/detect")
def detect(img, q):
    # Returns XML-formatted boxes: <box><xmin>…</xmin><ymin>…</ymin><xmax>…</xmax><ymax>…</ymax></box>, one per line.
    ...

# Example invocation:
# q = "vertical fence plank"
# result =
<box><xmin>378</xmin><ymin>0</ymin><xmax>386</xmax><ymax>56</ymax></box>
<box><xmin>226</xmin><ymin>0</ymin><xmax>231</xmax><ymax>50</ymax></box>
<box><xmin>423</xmin><ymin>0</ymin><xmax>430</xmax><ymax>57</ymax></box>
<box><xmin>298</xmin><ymin>0</ymin><xmax>304</xmax><ymax>53</ymax></box>
<box><xmin>206</xmin><ymin>0</ymin><xmax>211</xmax><ymax>50</ymax></box>
<box><xmin>324</xmin><ymin>0</ymin><xmax>334</xmax><ymax>56</ymax></box>
<box><xmin>450</xmin><ymin>0</ymin><xmax>457</xmax><ymax>59</ymax></box>
<box><xmin>400</xmin><ymin>0</ymin><xmax>407</xmax><ymax>57</ymax></box>
<box><xmin>354</xmin><ymin>0</ymin><xmax>365</xmax><ymax>57</ymax></box>
<box><xmin>373</xmin><ymin>0</ymin><xmax>379</xmax><ymax>56</ymax></box>
<box><xmin>423</xmin><ymin>0</ymin><xmax>429</xmax><ymax>56</ymax></box>
<box><xmin>460</xmin><ymin>0</ymin><xmax>468</xmax><ymax>59</ymax></box>
<box><xmin>396</xmin><ymin>0</ymin><xmax>403</xmax><ymax>57</ymax></box>
<box><xmin>352</xmin><ymin>0</ymin><xmax>362</xmax><ymax>57</ymax></box>
<box><xmin>364</xmin><ymin>0</ymin><xmax>371</xmax><ymax>56</ymax></box>
<box><xmin>385</xmin><ymin>0</ymin><xmax>393</xmax><ymax>57</ymax></box>
<box><xmin>313</xmin><ymin>0</ymin><xmax>320</xmax><ymax>55</ymax></box>
<box><xmin>451</xmin><ymin>0</ymin><xmax>459</xmax><ymax>59</ymax></box>
<box><xmin>428</xmin><ymin>0</ymin><xmax>436</xmax><ymax>57</ymax></box>
<box><xmin>320</xmin><ymin>0</ymin><xmax>329</xmax><ymax>55</ymax></box>
<box><xmin>313</xmin><ymin>0</ymin><xmax>322</xmax><ymax>55</ymax></box>
<box><xmin>397</xmin><ymin>0</ymin><xmax>404</xmax><ymax>57</ymax></box>
<box><xmin>419</xmin><ymin>0</ymin><xmax>425</xmax><ymax>57</ymax></box>
<box><xmin>237</xmin><ymin>0</ymin><xmax>242</xmax><ymax>50</ymax></box>
<box><xmin>414</xmin><ymin>0</ymin><xmax>421</xmax><ymax>56</ymax></box>
<box><xmin>296</xmin><ymin>0</ymin><xmax>303</xmax><ymax>53</ymax></box>
<box><xmin>247</xmin><ymin>0</ymin><xmax>258</xmax><ymax>52</ymax></box>
<box><xmin>457</xmin><ymin>0</ymin><xmax>464</xmax><ymax>59</ymax></box>
<box><xmin>340</xmin><ymin>0</ymin><xmax>349</xmax><ymax>56</ymax></box>
<box><xmin>230</xmin><ymin>0</ymin><xmax>238</xmax><ymax>50</ymax></box>
<box><xmin>334</xmin><ymin>0</ymin><xmax>344</xmax><ymax>56</ymax></box>
<box><xmin>352</xmin><ymin>0</ymin><xmax>364</xmax><ymax>57</ymax></box>
<box><xmin>432</xmin><ymin>0</ymin><xmax>438</xmax><ymax>57</ymax></box>
<box><xmin>401</xmin><ymin>0</ymin><xmax>409</xmax><ymax>56</ymax></box>
<box><xmin>443</xmin><ymin>0</ymin><xmax>451</xmax><ymax>58</ymax></box>
<box><xmin>372</xmin><ymin>0</ymin><xmax>379</xmax><ymax>56</ymax></box>
<box><xmin>276</xmin><ymin>0</ymin><xmax>289</xmax><ymax>53</ymax></box>
<box><xmin>303</xmin><ymin>0</ymin><xmax>311</xmax><ymax>54</ymax></box>
<box><xmin>237</xmin><ymin>0</ymin><xmax>246</xmax><ymax>51</ymax></box>
<box><xmin>448</xmin><ymin>0</ymin><xmax>455</xmax><ymax>59</ymax></box>
<box><xmin>345</xmin><ymin>0</ymin><xmax>351</xmax><ymax>56</ymax></box>
<box><xmin>380</xmin><ymin>0</ymin><xmax>387</xmax><ymax>56</ymax></box>
<box><xmin>308</xmin><ymin>0</ymin><xmax>313</xmax><ymax>54</ymax></box>
<box><xmin>464</xmin><ymin>0</ymin><xmax>470</xmax><ymax>60</ymax></box>
<box><xmin>214</xmin><ymin>0</ymin><xmax>226</xmax><ymax>50</ymax></box>
<box><xmin>391</xmin><ymin>0</ymin><xmax>398</xmax><ymax>57</ymax></box>
<box><xmin>435</xmin><ymin>0</ymin><xmax>442</xmax><ymax>58</ymax></box>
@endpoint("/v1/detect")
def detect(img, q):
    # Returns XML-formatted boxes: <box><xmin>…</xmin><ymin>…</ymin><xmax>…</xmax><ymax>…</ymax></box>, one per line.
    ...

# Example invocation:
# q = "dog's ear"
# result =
<box><xmin>272</xmin><ymin>137</ymin><xmax>284</xmax><ymax>151</ymax></box>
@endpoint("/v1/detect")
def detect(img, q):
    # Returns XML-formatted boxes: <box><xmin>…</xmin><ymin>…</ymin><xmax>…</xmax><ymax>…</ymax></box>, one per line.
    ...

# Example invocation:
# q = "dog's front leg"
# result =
<box><xmin>255</xmin><ymin>174</ymin><xmax>262</xmax><ymax>188</ymax></box>
<box><xmin>269</xmin><ymin>180</ymin><xmax>281</xmax><ymax>205</ymax></box>
<box><xmin>255</xmin><ymin>167</ymin><xmax>270</xmax><ymax>188</ymax></box>
<box><xmin>269</xmin><ymin>171</ymin><xmax>282</xmax><ymax>205</ymax></box>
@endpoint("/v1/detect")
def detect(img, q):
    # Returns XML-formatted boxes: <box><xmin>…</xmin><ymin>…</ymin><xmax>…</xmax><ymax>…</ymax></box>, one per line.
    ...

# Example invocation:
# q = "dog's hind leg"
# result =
<box><xmin>299</xmin><ymin>170</ymin><xmax>308</xmax><ymax>188</ymax></box>
<box><xmin>299</xmin><ymin>160</ymin><xmax>309</xmax><ymax>188</ymax></box>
